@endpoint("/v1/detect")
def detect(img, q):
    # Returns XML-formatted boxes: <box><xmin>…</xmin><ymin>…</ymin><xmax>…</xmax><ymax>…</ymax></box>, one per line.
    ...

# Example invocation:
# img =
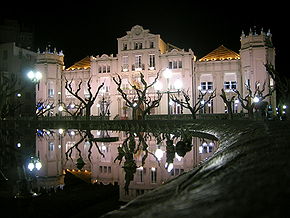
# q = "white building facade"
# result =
<box><xmin>35</xmin><ymin>25</ymin><xmax>275</xmax><ymax>118</ymax></box>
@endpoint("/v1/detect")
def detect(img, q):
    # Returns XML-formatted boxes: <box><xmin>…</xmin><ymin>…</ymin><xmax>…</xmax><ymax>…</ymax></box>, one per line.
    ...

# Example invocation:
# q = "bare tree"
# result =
<box><xmin>220</xmin><ymin>89</ymin><xmax>236</xmax><ymax>119</ymax></box>
<box><xmin>170</xmin><ymin>89</ymin><xmax>216</xmax><ymax>119</ymax></box>
<box><xmin>0</xmin><ymin>73</ymin><xmax>22</xmax><ymax>119</ymax></box>
<box><xmin>265</xmin><ymin>63</ymin><xmax>289</xmax><ymax>118</ymax></box>
<box><xmin>62</xmin><ymin>102</ymin><xmax>84</xmax><ymax>118</ymax></box>
<box><xmin>234</xmin><ymin>81</ymin><xmax>274</xmax><ymax>119</ymax></box>
<box><xmin>64</xmin><ymin>77</ymin><xmax>104</xmax><ymax>119</ymax></box>
<box><xmin>113</xmin><ymin>71</ymin><xmax>162</xmax><ymax>120</ymax></box>
<box><xmin>36</xmin><ymin>100</ymin><xmax>55</xmax><ymax>117</ymax></box>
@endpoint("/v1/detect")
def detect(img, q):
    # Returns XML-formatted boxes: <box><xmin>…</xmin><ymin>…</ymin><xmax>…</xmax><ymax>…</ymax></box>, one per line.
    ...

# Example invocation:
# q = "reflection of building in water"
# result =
<box><xmin>36</xmin><ymin>130</ymin><xmax>218</xmax><ymax>201</ymax></box>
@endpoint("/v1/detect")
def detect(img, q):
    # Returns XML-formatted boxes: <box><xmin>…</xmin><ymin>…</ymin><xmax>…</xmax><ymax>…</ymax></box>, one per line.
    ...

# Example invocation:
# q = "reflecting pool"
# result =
<box><xmin>0</xmin><ymin>127</ymin><xmax>218</xmax><ymax>216</ymax></box>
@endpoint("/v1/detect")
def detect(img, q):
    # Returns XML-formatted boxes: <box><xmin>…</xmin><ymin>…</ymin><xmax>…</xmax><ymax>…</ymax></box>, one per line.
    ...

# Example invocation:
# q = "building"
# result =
<box><xmin>35</xmin><ymin>25</ymin><xmax>275</xmax><ymax>118</ymax></box>
<box><xmin>0</xmin><ymin>42</ymin><xmax>37</xmax><ymax>117</ymax></box>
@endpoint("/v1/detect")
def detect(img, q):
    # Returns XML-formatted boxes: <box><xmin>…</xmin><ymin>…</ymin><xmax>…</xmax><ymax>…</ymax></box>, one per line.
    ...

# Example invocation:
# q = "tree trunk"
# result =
<box><xmin>85</xmin><ymin>105</ymin><xmax>91</xmax><ymax>119</ymax></box>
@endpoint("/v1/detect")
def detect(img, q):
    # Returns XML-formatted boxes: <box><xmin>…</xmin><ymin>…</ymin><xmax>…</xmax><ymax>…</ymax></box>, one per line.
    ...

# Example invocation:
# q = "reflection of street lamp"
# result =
<box><xmin>253</xmin><ymin>96</ymin><xmax>260</xmax><ymax>103</ymax></box>
<box><xmin>27</xmin><ymin>157</ymin><xmax>42</xmax><ymax>171</ymax></box>
<box><xmin>163</xmin><ymin>68</ymin><xmax>172</xmax><ymax>114</ymax></box>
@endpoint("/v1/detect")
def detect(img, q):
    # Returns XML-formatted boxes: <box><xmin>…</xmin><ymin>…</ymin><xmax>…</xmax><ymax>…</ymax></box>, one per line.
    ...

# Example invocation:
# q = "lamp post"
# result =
<box><xmin>27</xmin><ymin>70</ymin><xmax>42</xmax><ymax>117</ymax></box>
<box><xmin>155</xmin><ymin>69</ymin><xmax>183</xmax><ymax>116</ymax></box>
<box><xmin>163</xmin><ymin>68</ymin><xmax>172</xmax><ymax>114</ymax></box>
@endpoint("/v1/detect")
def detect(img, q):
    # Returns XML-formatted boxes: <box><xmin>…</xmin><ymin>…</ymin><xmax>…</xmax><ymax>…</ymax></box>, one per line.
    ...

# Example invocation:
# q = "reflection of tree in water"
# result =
<box><xmin>114</xmin><ymin>130</ymin><xmax>196</xmax><ymax>193</ymax></box>
<box><xmin>163</xmin><ymin>130</ymin><xmax>193</xmax><ymax>170</ymax></box>
<box><xmin>114</xmin><ymin>133</ymin><xmax>137</xmax><ymax>193</ymax></box>
<box><xmin>0</xmin><ymin>129</ymin><xmax>17</xmax><ymax>180</ymax></box>
<box><xmin>64</xmin><ymin>130</ymin><xmax>105</xmax><ymax>170</ymax></box>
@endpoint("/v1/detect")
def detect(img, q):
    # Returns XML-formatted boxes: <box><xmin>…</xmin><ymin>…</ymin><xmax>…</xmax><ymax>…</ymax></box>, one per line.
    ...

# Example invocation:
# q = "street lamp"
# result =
<box><xmin>174</xmin><ymin>79</ymin><xmax>183</xmax><ymax>90</ymax></box>
<box><xmin>27</xmin><ymin>71</ymin><xmax>42</xmax><ymax>83</ymax></box>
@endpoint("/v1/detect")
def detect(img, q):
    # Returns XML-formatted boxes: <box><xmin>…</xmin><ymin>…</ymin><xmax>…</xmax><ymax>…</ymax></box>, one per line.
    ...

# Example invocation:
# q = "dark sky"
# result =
<box><xmin>1</xmin><ymin>2</ymin><xmax>287</xmax><ymax>74</ymax></box>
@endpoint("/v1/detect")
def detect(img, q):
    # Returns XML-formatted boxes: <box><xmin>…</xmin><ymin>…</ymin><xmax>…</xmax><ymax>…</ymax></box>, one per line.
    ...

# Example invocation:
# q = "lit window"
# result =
<box><xmin>201</xmin><ymin>82</ymin><xmax>207</xmax><ymax>90</ymax></box>
<box><xmin>48</xmin><ymin>142</ymin><xmax>54</xmax><ymax>151</ymax></box>
<box><xmin>48</xmin><ymin>88</ymin><xmax>54</xmax><ymax>97</ymax></box>
<box><xmin>149</xmin><ymin>54</ymin><xmax>155</xmax><ymax>68</ymax></box>
<box><xmin>135</xmin><ymin>55</ymin><xmax>142</xmax><ymax>68</ymax></box>
<box><xmin>224</xmin><ymin>81</ymin><xmax>237</xmax><ymax>90</ymax></box>
<box><xmin>207</xmin><ymin>82</ymin><xmax>213</xmax><ymax>90</ymax></box>
<box><xmin>151</xmin><ymin>168</ymin><xmax>157</xmax><ymax>183</ymax></box>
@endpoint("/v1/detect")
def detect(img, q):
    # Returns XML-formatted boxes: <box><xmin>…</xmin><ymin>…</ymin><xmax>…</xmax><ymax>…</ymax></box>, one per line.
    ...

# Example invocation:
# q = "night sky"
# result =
<box><xmin>1</xmin><ymin>2</ymin><xmax>287</xmax><ymax>74</ymax></box>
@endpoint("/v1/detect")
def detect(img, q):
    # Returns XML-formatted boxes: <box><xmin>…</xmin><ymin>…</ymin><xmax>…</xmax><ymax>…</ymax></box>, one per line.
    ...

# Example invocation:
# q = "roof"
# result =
<box><xmin>66</xmin><ymin>56</ymin><xmax>91</xmax><ymax>70</ymax></box>
<box><xmin>199</xmin><ymin>45</ymin><xmax>240</xmax><ymax>62</ymax></box>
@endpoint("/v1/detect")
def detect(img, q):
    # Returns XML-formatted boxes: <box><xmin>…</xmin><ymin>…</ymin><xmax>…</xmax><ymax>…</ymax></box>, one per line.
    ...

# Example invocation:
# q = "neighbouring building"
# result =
<box><xmin>34</xmin><ymin>25</ymin><xmax>275</xmax><ymax>118</ymax></box>
<box><xmin>0</xmin><ymin>42</ymin><xmax>37</xmax><ymax>116</ymax></box>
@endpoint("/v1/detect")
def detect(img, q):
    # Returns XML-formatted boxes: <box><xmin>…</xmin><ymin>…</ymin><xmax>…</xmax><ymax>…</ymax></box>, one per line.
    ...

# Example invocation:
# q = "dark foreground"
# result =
<box><xmin>0</xmin><ymin>171</ymin><xmax>124</xmax><ymax>218</ymax></box>
<box><xmin>102</xmin><ymin>121</ymin><xmax>290</xmax><ymax>218</ymax></box>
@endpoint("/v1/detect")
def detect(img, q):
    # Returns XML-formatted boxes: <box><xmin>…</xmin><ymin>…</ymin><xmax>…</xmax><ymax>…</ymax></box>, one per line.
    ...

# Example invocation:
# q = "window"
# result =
<box><xmin>123</xmin><ymin>43</ymin><xmax>128</xmax><ymax>50</ymax></box>
<box><xmin>169</xmin><ymin>60</ymin><xmax>182</xmax><ymax>69</ymax></box>
<box><xmin>84</xmin><ymin>81</ymin><xmax>90</xmax><ymax>97</ymax></box>
<box><xmin>200</xmin><ymin>82</ymin><xmax>213</xmax><ymax>91</ymax></box>
<box><xmin>48</xmin><ymin>142</ymin><xmax>54</xmax><ymax>151</ymax></box>
<box><xmin>134</xmin><ymin>42</ymin><xmax>143</xmax><ymax>50</ymax></box>
<box><xmin>173</xmin><ymin>61</ymin><xmax>177</xmax><ymax>69</ymax></box>
<box><xmin>136</xmin><ymin>168</ymin><xmax>145</xmax><ymax>183</ymax></box>
<box><xmin>150</xmin><ymin>41</ymin><xmax>154</xmax><ymax>48</ymax></box>
<box><xmin>149</xmin><ymin>54</ymin><xmax>155</xmax><ymax>69</ymax></box>
<box><xmin>207</xmin><ymin>82</ymin><xmax>213</xmax><ymax>90</ymax></box>
<box><xmin>48</xmin><ymin>142</ymin><xmax>55</xmax><ymax>159</ymax></box>
<box><xmin>224</xmin><ymin>81</ymin><xmax>237</xmax><ymax>90</ymax></box>
<box><xmin>48</xmin><ymin>81</ymin><xmax>54</xmax><ymax>97</ymax></box>
<box><xmin>151</xmin><ymin>168</ymin><xmax>157</xmax><ymax>183</ymax></box>
<box><xmin>169</xmin><ymin>61</ymin><xmax>173</xmax><ymax>69</ymax></box>
<box><xmin>122</xmin><ymin>56</ymin><xmax>129</xmax><ymax>72</ymax></box>
<box><xmin>48</xmin><ymin>88</ymin><xmax>54</xmax><ymax>97</ymax></box>
<box><xmin>201</xmin><ymin>82</ymin><xmax>207</xmax><ymax>91</ymax></box>
<box><xmin>99</xmin><ymin>65</ymin><xmax>111</xmax><ymax>73</ymax></box>
<box><xmin>135</xmin><ymin>55</ymin><xmax>142</xmax><ymax>68</ymax></box>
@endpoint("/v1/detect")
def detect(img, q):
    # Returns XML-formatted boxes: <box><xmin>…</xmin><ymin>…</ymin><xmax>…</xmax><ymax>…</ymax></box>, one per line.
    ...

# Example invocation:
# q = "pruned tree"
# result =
<box><xmin>170</xmin><ymin>89</ymin><xmax>216</xmax><ymax>119</ymax></box>
<box><xmin>0</xmin><ymin>73</ymin><xmax>22</xmax><ymax>119</ymax></box>
<box><xmin>113</xmin><ymin>71</ymin><xmax>162</xmax><ymax>120</ymax></box>
<box><xmin>65</xmin><ymin>129</ymin><xmax>105</xmax><ymax>165</ymax></box>
<box><xmin>265</xmin><ymin>63</ymin><xmax>290</xmax><ymax>117</ymax></box>
<box><xmin>62</xmin><ymin>102</ymin><xmax>84</xmax><ymax>118</ymax></box>
<box><xmin>64</xmin><ymin>77</ymin><xmax>104</xmax><ymax>119</ymax></box>
<box><xmin>233</xmin><ymin>81</ymin><xmax>274</xmax><ymax>119</ymax></box>
<box><xmin>265</xmin><ymin>63</ymin><xmax>289</xmax><ymax>103</ymax></box>
<box><xmin>36</xmin><ymin>100</ymin><xmax>55</xmax><ymax>117</ymax></box>
<box><xmin>220</xmin><ymin>89</ymin><xmax>236</xmax><ymax>119</ymax></box>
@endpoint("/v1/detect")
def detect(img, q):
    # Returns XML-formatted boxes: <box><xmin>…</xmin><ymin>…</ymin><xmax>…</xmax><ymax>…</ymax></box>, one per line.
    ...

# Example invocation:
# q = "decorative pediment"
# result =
<box><xmin>119</xmin><ymin>25</ymin><xmax>152</xmax><ymax>40</ymax></box>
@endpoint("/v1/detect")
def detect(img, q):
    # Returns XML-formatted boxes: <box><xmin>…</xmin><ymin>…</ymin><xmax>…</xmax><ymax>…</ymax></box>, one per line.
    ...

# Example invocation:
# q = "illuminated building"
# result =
<box><xmin>35</xmin><ymin>25</ymin><xmax>275</xmax><ymax>118</ymax></box>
